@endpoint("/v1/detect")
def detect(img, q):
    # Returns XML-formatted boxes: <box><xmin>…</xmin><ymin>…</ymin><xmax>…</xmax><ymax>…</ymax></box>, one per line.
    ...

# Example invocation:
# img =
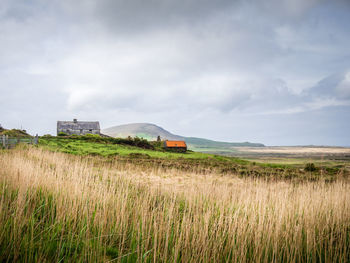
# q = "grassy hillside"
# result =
<box><xmin>1</xmin><ymin>147</ymin><xmax>349</xmax><ymax>262</ymax></box>
<box><xmin>102</xmin><ymin>123</ymin><xmax>182</xmax><ymax>141</ymax></box>
<box><xmin>0</xmin><ymin>128</ymin><xmax>32</xmax><ymax>137</ymax></box>
<box><xmin>102</xmin><ymin>123</ymin><xmax>265</xmax><ymax>153</ymax></box>
<box><xmin>39</xmin><ymin>136</ymin><xmax>208</xmax><ymax>159</ymax></box>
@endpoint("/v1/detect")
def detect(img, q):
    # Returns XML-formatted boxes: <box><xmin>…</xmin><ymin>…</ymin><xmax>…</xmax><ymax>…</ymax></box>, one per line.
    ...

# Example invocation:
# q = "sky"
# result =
<box><xmin>0</xmin><ymin>0</ymin><xmax>349</xmax><ymax>146</ymax></box>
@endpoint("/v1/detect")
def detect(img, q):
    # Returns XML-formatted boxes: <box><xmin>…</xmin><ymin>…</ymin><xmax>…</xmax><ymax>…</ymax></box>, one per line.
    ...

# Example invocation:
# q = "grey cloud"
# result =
<box><xmin>308</xmin><ymin>71</ymin><xmax>350</xmax><ymax>99</ymax></box>
<box><xmin>71</xmin><ymin>0</ymin><xmax>237</xmax><ymax>33</ymax></box>
<box><xmin>0</xmin><ymin>0</ymin><xmax>350</xmax><ymax>145</ymax></box>
<box><xmin>57</xmin><ymin>0</ymin><xmax>345</xmax><ymax>42</ymax></box>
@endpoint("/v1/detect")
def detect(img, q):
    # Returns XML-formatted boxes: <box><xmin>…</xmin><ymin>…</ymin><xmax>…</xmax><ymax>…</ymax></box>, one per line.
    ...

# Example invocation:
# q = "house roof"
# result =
<box><xmin>57</xmin><ymin>120</ymin><xmax>100</xmax><ymax>130</ymax></box>
<box><xmin>164</xmin><ymin>140</ymin><xmax>187</xmax><ymax>148</ymax></box>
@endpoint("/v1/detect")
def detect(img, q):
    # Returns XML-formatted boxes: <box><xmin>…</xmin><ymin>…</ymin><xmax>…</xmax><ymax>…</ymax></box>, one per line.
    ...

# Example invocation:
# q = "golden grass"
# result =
<box><xmin>0</xmin><ymin>147</ymin><xmax>349</xmax><ymax>262</ymax></box>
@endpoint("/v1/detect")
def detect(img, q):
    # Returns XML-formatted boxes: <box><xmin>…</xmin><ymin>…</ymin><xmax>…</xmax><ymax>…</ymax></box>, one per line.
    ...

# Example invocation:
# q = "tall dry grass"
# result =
<box><xmin>0</xmin><ymin>147</ymin><xmax>349</xmax><ymax>262</ymax></box>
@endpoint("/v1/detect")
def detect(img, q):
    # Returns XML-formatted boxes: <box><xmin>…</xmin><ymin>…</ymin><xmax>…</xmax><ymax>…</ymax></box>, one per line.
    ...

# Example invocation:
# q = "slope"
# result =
<box><xmin>102</xmin><ymin>123</ymin><xmax>264</xmax><ymax>152</ymax></box>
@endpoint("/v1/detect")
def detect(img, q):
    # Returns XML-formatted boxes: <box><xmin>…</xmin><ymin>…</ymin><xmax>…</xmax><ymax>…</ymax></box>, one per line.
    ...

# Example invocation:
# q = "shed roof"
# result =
<box><xmin>57</xmin><ymin>120</ymin><xmax>100</xmax><ymax>130</ymax></box>
<box><xmin>164</xmin><ymin>140</ymin><xmax>187</xmax><ymax>148</ymax></box>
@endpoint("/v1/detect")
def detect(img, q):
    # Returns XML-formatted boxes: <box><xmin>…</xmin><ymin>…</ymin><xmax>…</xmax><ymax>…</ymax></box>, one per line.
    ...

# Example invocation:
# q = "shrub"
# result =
<box><xmin>128</xmin><ymin>153</ymin><xmax>151</xmax><ymax>159</ymax></box>
<box><xmin>305</xmin><ymin>163</ymin><xmax>317</xmax><ymax>172</ymax></box>
<box><xmin>84</xmin><ymin>134</ymin><xmax>101</xmax><ymax>138</ymax></box>
<box><xmin>58</xmin><ymin>132</ymin><xmax>68</xmax><ymax>137</ymax></box>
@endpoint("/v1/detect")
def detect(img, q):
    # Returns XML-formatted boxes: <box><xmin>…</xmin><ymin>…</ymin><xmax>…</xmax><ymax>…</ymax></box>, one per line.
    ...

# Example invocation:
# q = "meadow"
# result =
<box><xmin>38</xmin><ymin>136</ymin><xmax>347</xmax><ymax>181</ymax></box>
<box><xmin>39</xmin><ymin>136</ymin><xmax>208</xmax><ymax>159</ymax></box>
<box><xmin>0</xmin><ymin>145</ymin><xmax>350</xmax><ymax>262</ymax></box>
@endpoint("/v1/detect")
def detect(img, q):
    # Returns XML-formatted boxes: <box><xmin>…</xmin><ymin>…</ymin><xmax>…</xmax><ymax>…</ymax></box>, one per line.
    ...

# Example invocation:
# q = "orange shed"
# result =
<box><xmin>163</xmin><ymin>140</ymin><xmax>187</xmax><ymax>152</ymax></box>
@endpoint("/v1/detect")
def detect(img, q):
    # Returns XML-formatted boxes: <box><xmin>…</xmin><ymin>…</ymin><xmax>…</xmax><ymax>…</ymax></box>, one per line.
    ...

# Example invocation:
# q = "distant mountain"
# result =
<box><xmin>102</xmin><ymin>123</ymin><xmax>264</xmax><ymax>152</ymax></box>
<box><xmin>102</xmin><ymin>123</ymin><xmax>182</xmax><ymax>141</ymax></box>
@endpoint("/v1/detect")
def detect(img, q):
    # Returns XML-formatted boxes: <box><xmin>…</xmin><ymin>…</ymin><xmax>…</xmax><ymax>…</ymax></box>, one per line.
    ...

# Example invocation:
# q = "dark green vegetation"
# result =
<box><xmin>39</xmin><ymin>135</ymin><xmax>348</xmax><ymax>181</ymax></box>
<box><xmin>305</xmin><ymin>162</ymin><xmax>317</xmax><ymax>172</ymax></box>
<box><xmin>102</xmin><ymin>123</ymin><xmax>264</xmax><ymax>152</ymax></box>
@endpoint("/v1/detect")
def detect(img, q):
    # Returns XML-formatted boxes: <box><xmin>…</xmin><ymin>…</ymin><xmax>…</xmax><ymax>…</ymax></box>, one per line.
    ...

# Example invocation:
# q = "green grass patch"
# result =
<box><xmin>39</xmin><ymin>137</ymin><xmax>209</xmax><ymax>159</ymax></box>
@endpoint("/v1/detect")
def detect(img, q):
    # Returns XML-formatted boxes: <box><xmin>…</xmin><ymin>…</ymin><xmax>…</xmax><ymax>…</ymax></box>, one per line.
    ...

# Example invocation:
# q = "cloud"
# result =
<box><xmin>62</xmin><ymin>0</ymin><xmax>236</xmax><ymax>34</ymax></box>
<box><xmin>0</xmin><ymin>0</ymin><xmax>349</xmax><ymax>145</ymax></box>
<box><xmin>336</xmin><ymin>71</ymin><xmax>350</xmax><ymax>98</ymax></box>
<box><xmin>309</xmin><ymin>71</ymin><xmax>350</xmax><ymax>99</ymax></box>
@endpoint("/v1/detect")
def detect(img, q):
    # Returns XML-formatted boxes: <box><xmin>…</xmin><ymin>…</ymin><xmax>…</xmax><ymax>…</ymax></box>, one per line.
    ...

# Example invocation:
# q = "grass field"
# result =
<box><xmin>198</xmin><ymin>145</ymin><xmax>350</xmax><ymax>171</ymax></box>
<box><xmin>39</xmin><ymin>136</ymin><xmax>208</xmax><ymax>159</ymax></box>
<box><xmin>37</xmin><ymin>136</ymin><xmax>349</xmax><ymax>181</ymax></box>
<box><xmin>0</xmin><ymin>146</ymin><xmax>349</xmax><ymax>262</ymax></box>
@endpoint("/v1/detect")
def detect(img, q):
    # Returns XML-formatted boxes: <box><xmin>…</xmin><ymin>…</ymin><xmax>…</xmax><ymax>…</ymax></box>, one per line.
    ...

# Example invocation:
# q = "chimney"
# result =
<box><xmin>73</xmin><ymin>119</ymin><xmax>77</xmax><ymax>123</ymax></box>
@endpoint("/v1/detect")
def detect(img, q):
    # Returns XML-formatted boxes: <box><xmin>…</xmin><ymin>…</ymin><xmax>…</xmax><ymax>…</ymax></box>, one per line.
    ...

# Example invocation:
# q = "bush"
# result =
<box><xmin>45</xmin><ymin>135</ymin><xmax>155</xmax><ymax>150</ymax></box>
<box><xmin>132</xmin><ymin>137</ymin><xmax>153</xmax><ymax>149</ymax></box>
<box><xmin>304</xmin><ymin>163</ymin><xmax>317</xmax><ymax>172</ymax></box>
<box><xmin>84</xmin><ymin>134</ymin><xmax>101</xmax><ymax>138</ymax></box>
<box><xmin>128</xmin><ymin>153</ymin><xmax>151</xmax><ymax>159</ymax></box>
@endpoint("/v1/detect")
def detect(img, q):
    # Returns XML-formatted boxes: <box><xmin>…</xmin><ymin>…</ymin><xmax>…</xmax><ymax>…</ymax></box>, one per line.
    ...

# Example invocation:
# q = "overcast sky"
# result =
<box><xmin>0</xmin><ymin>0</ymin><xmax>349</xmax><ymax>146</ymax></box>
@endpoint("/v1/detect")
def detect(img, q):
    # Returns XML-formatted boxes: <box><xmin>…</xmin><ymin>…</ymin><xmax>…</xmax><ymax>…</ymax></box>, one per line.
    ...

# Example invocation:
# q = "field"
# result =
<box><xmin>37</xmin><ymin>137</ymin><xmax>349</xmax><ymax>181</ymax></box>
<box><xmin>198</xmin><ymin>145</ymin><xmax>350</xmax><ymax>171</ymax></box>
<box><xmin>236</xmin><ymin>146</ymin><xmax>350</xmax><ymax>155</ymax></box>
<box><xmin>233</xmin><ymin>146</ymin><xmax>350</xmax><ymax>172</ymax></box>
<box><xmin>0</xmin><ymin>139</ymin><xmax>350</xmax><ymax>262</ymax></box>
<box><xmin>39</xmin><ymin>136</ymin><xmax>208</xmax><ymax>159</ymax></box>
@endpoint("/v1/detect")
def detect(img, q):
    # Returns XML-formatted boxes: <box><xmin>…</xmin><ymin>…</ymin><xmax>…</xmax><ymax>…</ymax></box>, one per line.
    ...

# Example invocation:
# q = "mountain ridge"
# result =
<box><xmin>102</xmin><ymin>123</ymin><xmax>265</xmax><ymax>152</ymax></box>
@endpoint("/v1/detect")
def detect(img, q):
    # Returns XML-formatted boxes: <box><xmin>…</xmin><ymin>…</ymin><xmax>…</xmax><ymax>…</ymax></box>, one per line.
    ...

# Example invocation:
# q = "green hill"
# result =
<box><xmin>0</xmin><ymin>127</ymin><xmax>32</xmax><ymax>138</ymax></box>
<box><xmin>102</xmin><ymin>123</ymin><xmax>182</xmax><ymax>141</ymax></box>
<box><xmin>102</xmin><ymin>123</ymin><xmax>264</xmax><ymax>153</ymax></box>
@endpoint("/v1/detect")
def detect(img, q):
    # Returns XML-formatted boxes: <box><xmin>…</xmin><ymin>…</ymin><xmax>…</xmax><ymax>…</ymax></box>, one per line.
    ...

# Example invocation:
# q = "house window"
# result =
<box><xmin>89</xmin><ymin>129</ymin><xmax>92</xmax><ymax>132</ymax></box>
